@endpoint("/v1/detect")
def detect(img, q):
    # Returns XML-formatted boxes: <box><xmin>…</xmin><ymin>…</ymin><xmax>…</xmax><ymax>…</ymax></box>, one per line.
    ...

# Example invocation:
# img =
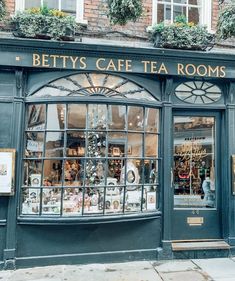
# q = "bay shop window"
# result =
<box><xmin>21</xmin><ymin>73</ymin><xmax>160</xmax><ymax>217</ymax></box>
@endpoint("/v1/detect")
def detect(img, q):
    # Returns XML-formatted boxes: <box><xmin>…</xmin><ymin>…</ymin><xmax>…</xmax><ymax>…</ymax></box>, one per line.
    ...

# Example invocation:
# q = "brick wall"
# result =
<box><xmin>84</xmin><ymin>0</ymin><xmax>152</xmax><ymax>38</ymax></box>
<box><xmin>211</xmin><ymin>0</ymin><xmax>220</xmax><ymax>31</ymax></box>
<box><xmin>5</xmin><ymin>0</ymin><xmax>15</xmax><ymax>16</ymax></box>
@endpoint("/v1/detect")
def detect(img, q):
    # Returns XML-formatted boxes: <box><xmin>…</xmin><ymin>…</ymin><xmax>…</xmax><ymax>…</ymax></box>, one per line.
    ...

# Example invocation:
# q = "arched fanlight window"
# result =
<box><xmin>175</xmin><ymin>81</ymin><xmax>222</xmax><ymax>104</ymax></box>
<box><xmin>31</xmin><ymin>73</ymin><xmax>157</xmax><ymax>101</ymax></box>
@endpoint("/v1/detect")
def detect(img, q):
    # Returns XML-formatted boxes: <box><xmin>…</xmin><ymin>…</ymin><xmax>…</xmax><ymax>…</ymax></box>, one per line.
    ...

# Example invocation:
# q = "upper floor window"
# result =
<box><xmin>15</xmin><ymin>0</ymin><xmax>85</xmax><ymax>23</ymax></box>
<box><xmin>152</xmin><ymin>0</ymin><xmax>212</xmax><ymax>30</ymax></box>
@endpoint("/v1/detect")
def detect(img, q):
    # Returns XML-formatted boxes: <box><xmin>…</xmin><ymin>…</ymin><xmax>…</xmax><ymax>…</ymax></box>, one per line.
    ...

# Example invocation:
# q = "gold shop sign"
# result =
<box><xmin>31</xmin><ymin>53</ymin><xmax>227</xmax><ymax>78</ymax></box>
<box><xmin>187</xmin><ymin>217</ymin><xmax>204</xmax><ymax>226</ymax></box>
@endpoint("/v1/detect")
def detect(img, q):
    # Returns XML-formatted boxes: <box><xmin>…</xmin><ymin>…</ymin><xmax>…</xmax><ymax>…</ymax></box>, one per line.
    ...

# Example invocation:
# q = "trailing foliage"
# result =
<box><xmin>107</xmin><ymin>0</ymin><xmax>143</xmax><ymax>25</ymax></box>
<box><xmin>147</xmin><ymin>15</ymin><xmax>214</xmax><ymax>51</ymax></box>
<box><xmin>217</xmin><ymin>3</ymin><xmax>235</xmax><ymax>39</ymax></box>
<box><xmin>11</xmin><ymin>7</ymin><xmax>77</xmax><ymax>40</ymax></box>
<box><xmin>0</xmin><ymin>0</ymin><xmax>6</xmax><ymax>21</ymax></box>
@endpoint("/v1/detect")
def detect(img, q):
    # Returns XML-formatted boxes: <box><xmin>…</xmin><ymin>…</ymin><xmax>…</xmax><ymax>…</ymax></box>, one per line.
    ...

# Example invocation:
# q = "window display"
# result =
<box><xmin>21</xmin><ymin>103</ymin><xmax>160</xmax><ymax>216</ymax></box>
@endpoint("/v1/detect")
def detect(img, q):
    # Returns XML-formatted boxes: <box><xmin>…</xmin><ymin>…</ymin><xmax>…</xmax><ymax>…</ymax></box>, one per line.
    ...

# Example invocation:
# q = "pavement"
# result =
<box><xmin>0</xmin><ymin>258</ymin><xmax>235</xmax><ymax>281</ymax></box>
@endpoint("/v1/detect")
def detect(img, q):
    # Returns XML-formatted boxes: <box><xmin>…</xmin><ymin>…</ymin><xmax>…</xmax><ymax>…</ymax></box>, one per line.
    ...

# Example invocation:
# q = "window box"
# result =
<box><xmin>11</xmin><ymin>7</ymin><xmax>77</xmax><ymax>41</ymax></box>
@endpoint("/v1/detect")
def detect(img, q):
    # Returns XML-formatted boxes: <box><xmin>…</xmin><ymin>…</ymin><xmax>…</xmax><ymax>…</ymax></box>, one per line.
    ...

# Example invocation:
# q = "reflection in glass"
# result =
<box><xmin>108</xmin><ymin>105</ymin><xmax>126</xmax><ymax>130</ymax></box>
<box><xmin>188</xmin><ymin>7</ymin><xmax>201</xmax><ymax>24</ymax></box>
<box><xmin>157</xmin><ymin>4</ymin><xmax>171</xmax><ymax>23</ymax></box>
<box><xmin>42</xmin><ymin>188</ymin><xmax>61</xmax><ymax>215</ymax></box>
<box><xmin>87</xmin><ymin>131</ymin><xmax>106</xmax><ymax>157</ymax></box>
<box><xmin>173</xmin><ymin>5</ymin><xmax>186</xmax><ymax>20</ymax></box>
<box><xmin>43</xmin><ymin>160</ymin><xmax>63</xmax><ymax>186</ymax></box>
<box><xmin>21</xmin><ymin>188</ymin><xmax>40</xmax><ymax>215</ymax></box>
<box><xmin>45</xmin><ymin>132</ymin><xmax>64</xmax><ymax>157</ymax></box>
<box><xmin>25</xmin><ymin>0</ymin><xmax>41</xmax><ymax>9</ymax></box>
<box><xmin>47</xmin><ymin>104</ymin><xmax>65</xmax><ymax>130</ymax></box>
<box><xmin>128</xmin><ymin>133</ymin><xmax>142</xmax><ymax>157</ymax></box>
<box><xmin>23</xmin><ymin>160</ymin><xmax>42</xmax><ymax>187</ymax></box>
<box><xmin>25</xmin><ymin>132</ymin><xmax>44</xmax><ymax>158</ymax></box>
<box><xmin>68</xmin><ymin>104</ymin><xmax>86</xmax><ymax>129</ymax></box>
<box><xmin>128</xmin><ymin>107</ymin><xmax>143</xmax><ymax>131</ymax></box>
<box><xmin>88</xmin><ymin>104</ymin><xmax>107</xmax><ymax>130</ymax></box>
<box><xmin>27</xmin><ymin>104</ymin><xmax>46</xmax><ymax>130</ymax></box>
<box><xmin>85</xmin><ymin>160</ymin><xmax>106</xmax><ymax>186</ymax></box>
<box><xmin>44</xmin><ymin>0</ymin><xmax>58</xmax><ymax>9</ymax></box>
<box><xmin>145</xmin><ymin>135</ymin><xmax>158</xmax><ymax>157</ymax></box>
<box><xmin>67</xmin><ymin>131</ymin><xmax>86</xmax><ymax>157</ymax></box>
<box><xmin>61</xmin><ymin>0</ymin><xmax>76</xmax><ymax>13</ymax></box>
<box><xmin>145</xmin><ymin>108</ymin><xmax>159</xmax><ymax>133</ymax></box>
<box><xmin>173</xmin><ymin>116</ymin><xmax>215</xmax><ymax>208</ymax></box>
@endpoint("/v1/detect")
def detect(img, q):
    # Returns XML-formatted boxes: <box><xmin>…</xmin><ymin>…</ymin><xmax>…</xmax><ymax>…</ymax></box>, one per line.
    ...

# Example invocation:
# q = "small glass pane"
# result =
<box><xmin>67</xmin><ymin>131</ymin><xmax>86</xmax><ymax>157</ymax></box>
<box><xmin>43</xmin><ymin>0</ymin><xmax>58</xmax><ymax>9</ymax></box>
<box><xmin>27</xmin><ymin>104</ymin><xmax>46</xmax><ymax>130</ymax></box>
<box><xmin>85</xmin><ymin>160</ymin><xmax>106</xmax><ymax>186</ymax></box>
<box><xmin>45</xmin><ymin>132</ymin><xmax>64</xmax><ymax>157</ymax></box>
<box><xmin>120</xmin><ymin>159</ymin><xmax>142</xmax><ymax>187</ymax></box>
<box><xmin>21</xmin><ymin>188</ymin><xmax>40</xmax><ymax>215</ymax></box>
<box><xmin>144</xmin><ymin>160</ymin><xmax>159</xmax><ymax>185</ymax></box>
<box><xmin>173</xmin><ymin>116</ymin><xmax>216</xmax><ymax>208</ymax></box>
<box><xmin>108</xmin><ymin>105</ymin><xmax>126</xmax><ymax>130</ymax></box>
<box><xmin>43</xmin><ymin>160</ymin><xmax>63</xmax><ymax>186</ymax></box>
<box><xmin>87</xmin><ymin>131</ymin><xmax>106</xmax><ymax>158</ymax></box>
<box><xmin>63</xmin><ymin>188</ymin><xmax>83</xmax><ymax>216</ymax></box>
<box><xmin>42</xmin><ymin>188</ymin><xmax>61</xmax><ymax>215</ymax></box>
<box><xmin>145</xmin><ymin>134</ymin><xmax>158</xmax><ymax>157</ymax></box>
<box><xmin>145</xmin><ymin>108</ymin><xmax>159</xmax><ymax>133</ymax></box>
<box><xmin>125</xmin><ymin>188</ymin><xmax>142</xmax><ymax>213</ymax></box>
<box><xmin>23</xmin><ymin>160</ymin><xmax>43</xmax><ymax>187</ymax></box>
<box><xmin>104</xmin><ymin>186</ymin><xmax>124</xmax><ymax>214</ymax></box>
<box><xmin>64</xmin><ymin>159</ymin><xmax>84</xmax><ymax>186</ymax></box>
<box><xmin>68</xmin><ymin>104</ymin><xmax>86</xmax><ymax>129</ymax></box>
<box><xmin>47</xmin><ymin>104</ymin><xmax>65</xmax><ymax>130</ymax></box>
<box><xmin>145</xmin><ymin>188</ymin><xmax>158</xmax><ymax>211</ymax></box>
<box><xmin>25</xmin><ymin>132</ymin><xmax>44</xmax><ymax>158</ymax></box>
<box><xmin>88</xmin><ymin>104</ymin><xmax>107</xmax><ymax>130</ymax></box>
<box><xmin>189</xmin><ymin>0</ymin><xmax>201</xmax><ymax>5</ymax></box>
<box><xmin>83</xmin><ymin>188</ymin><xmax>103</xmax><ymax>215</ymax></box>
<box><xmin>128</xmin><ymin>133</ymin><xmax>143</xmax><ymax>157</ymax></box>
<box><xmin>188</xmin><ymin>7</ymin><xmax>201</xmax><ymax>24</ymax></box>
<box><xmin>25</xmin><ymin>0</ymin><xmax>40</xmax><ymax>9</ymax></box>
<box><xmin>61</xmin><ymin>0</ymin><xmax>76</xmax><ymax>14</ymax></box>
<box><xmin>173</xmin><ymin>5</ymin><xmax>186</xmax><ymax>21</ymax></box>
<box><xmin>108</xmin><ymin>159</ymin><xmax>124</xmax><ymax>184</ymax></box>
<box><xmin>128</xmin><ymin>107</ymin><xmax>144</xmax><ymax>131</ymax></box>
<box><xmin>174</xmin><ymin>0</ymin><xmax>187</xmax><ymax>3</ymax></box>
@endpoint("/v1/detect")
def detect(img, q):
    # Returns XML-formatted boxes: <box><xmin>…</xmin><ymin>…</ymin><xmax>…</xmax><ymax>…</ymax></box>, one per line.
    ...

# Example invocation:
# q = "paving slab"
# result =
<box><xmin>159</xmin><ymin>270</ymin><xmax>211</xmax><ymax>281</ymax></box>
<box><xmin>152</xmin><ymin>260</ymin><xmax>199</xmax><ymax>272</ymax></box>
<box><xmin>193</xmin><ymin>258</ymin><xmax>235</xmax><ymax>279</ymax></box>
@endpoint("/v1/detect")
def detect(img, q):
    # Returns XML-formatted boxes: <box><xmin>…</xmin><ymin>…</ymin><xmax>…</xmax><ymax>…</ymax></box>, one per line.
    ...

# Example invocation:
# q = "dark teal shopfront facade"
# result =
<box><xmin>0</xmin><ymin>37</ymin><xmax>235</xmax><ymax>269</ymax></box>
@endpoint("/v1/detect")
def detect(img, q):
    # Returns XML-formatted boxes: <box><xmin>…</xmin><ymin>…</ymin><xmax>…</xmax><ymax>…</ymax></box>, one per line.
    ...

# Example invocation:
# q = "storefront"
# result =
<box><xmin>0</xmin><ymin>37</ymin><xmax>235</xmax><ymax>269</ymax></box>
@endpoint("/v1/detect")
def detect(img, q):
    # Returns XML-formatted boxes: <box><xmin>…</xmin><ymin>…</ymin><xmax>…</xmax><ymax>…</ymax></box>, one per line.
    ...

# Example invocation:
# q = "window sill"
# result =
<box><xmin>17</xmin><ymin>211</ymin><xmax>161</xmax><ymax>225</ymax></box>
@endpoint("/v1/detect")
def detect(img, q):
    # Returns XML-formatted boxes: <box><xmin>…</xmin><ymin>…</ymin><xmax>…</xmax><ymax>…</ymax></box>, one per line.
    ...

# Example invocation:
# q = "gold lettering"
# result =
<box><xmin>33</xmin><ymin>53</ymin><xmax>41</xmax><ymax>67</ymax></box>
<box><xmin>70</xmin><ymin>56</ymin><xmax>79</xmax><ymax>69</ymax></box>
<box><xmin>42</xmin><ymin>54</ymin><xmax>49</xmax><ymax>67</ymax></box>
<box><xmin>220</xmin><ymin>66</ymin><xmax>226</xmax><ymax>78</ymax></box>
<box><xmin>197</xmin><ymin>65</ymin><xmax>207</xmax><ymax>77</ymax></box>
<box><xmin>185</xmin><ymin>64</ymin><xmax>196</xmax><ymax>76</ymax></box>
<box><xmin>126</xmin><ymin>60</ymin><xmax>132</xmax><ymax>72</ymax></box>
<box><xmin>79</xmin><ymin>57</ymin><xmax>86</xmax><ymax>69</ymax></box>
<box><xmin>158</xmin><ymin>63</ymin><xmax>168</xmax><ymax>74</ymax></box>
<box><xmin>141</xmin><ymin>61</ymin><xmax>150</xmax><ymax>72</ymax></box>
<box><xmin>118</xmin><ymin>59</ymin><xmax>125</xmax><ymax>71</ymax></box>
<box><xmin>96</xmin><ymin>58</ymin><xmax>106</xmax><ymax>71</ymax></box>
<box><xmin>208</xmin><ymin>65</ymin><xmax>219</xmax><ymax>77</ymax></box>
<box><xmin>151</xmin><ymin>62</ymin><xmax>158</xmax><ymax>73</ymax></box>
<box><xmin>50</xmin><ymin>55</ymin><xmax>59</xmax><ymax>68</ymax></box>
<box><xmin>177</xmin><ymin>63</ymin><xmax>185</xmax><ymax>75</ymax></box>
<box><xmin>61</xmin><ymin>55</ymin><xmax>69</xmax><ymax>68</ymax></box>
<box><xmin>107</xmin><ymin>59</ymin><xmax>117</xmax><ymax>71</ymax></box>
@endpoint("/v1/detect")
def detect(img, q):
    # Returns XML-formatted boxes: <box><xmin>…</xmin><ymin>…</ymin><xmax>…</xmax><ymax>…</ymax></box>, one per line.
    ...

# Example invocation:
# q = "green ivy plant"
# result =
<box><xmin>0</xmin><ymin>0</ymin><xmax>6</xmax><ymax>21</ymax></box>
<box><xmin>147</xmin><ymin>15</ymin><xmax>214</xmax><ymax>51</ymax></box>
<box><xmin>11</xmin><ymin>7</ymin><xmax>77</xmax><ymax>40</ymax></box>
<box><xmin>107</xmin><ymin>0</ymin><xmax>143</xmax><ymax>25</ymax></box>
<box><xmin>217</xmin><ymin>3</ymin><xmax>235</xmax><ymax>39</ymax></box>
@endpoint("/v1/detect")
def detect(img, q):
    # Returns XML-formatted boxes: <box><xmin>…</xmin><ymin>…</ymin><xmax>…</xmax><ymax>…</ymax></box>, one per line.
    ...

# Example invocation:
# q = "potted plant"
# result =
<box><xmin>217</xmin><ymin>3</ymin><xmax>235</xmax><ymax>40</ymax></box>
<box><xmin>11</xmin><ymin>6</ymin><xmax>77</xmax><ymax>41</ymax></box>
<box><xmin>147</xmin><ymin>15</ymin><xmax>214</xmax><ymax>51</ymax></box>
<box><xmin>107</xmin><ymin>0</ymin><xmax>143</xmax><ymax>25</ymax></box>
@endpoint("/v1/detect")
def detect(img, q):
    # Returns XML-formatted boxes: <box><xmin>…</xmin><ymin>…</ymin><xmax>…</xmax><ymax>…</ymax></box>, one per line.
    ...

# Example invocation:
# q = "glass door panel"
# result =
<box><xmin>173</xmin><ymin>116</ymin><xmax>216</xmax><ymax>208</ymax></box>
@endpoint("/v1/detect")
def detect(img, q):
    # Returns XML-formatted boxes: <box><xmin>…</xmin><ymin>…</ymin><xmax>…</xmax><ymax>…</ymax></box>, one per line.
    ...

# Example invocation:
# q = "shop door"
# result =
<box><xmin>172</xmin><ymin>113</ymin><xmax>221</xmax><ymax>240</ymax></box>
